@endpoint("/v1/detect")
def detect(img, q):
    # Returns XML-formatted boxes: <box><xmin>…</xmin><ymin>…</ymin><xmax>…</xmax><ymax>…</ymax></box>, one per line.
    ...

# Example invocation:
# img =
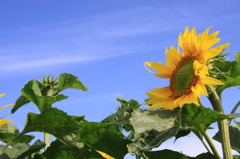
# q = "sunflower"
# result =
<box><xmin>145</xmin><ymin>27</ymin><xmax>230</xmax><ymax>110</ymax></box>
<box><xmin>0</xmin><ymin>94</ymin><xmax>13</xmax><ymax>127</ymax></box>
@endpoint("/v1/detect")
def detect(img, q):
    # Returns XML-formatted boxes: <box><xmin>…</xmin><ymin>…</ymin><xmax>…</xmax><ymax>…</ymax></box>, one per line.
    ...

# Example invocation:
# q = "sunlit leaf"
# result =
<box><xmin>212</xmin><ymin>54</ymin><xmax>240</xmax><ymax>94</ymax></box>
<box><xmin>127</xmin><ymin>109</ymin><xmax>180</xmax><ymax>155</ymax></box>
<box><xmin>181</xmin><ymin>104</ymin><xmax>229</xmax><ymax>131</ymax></box>
<box><xmin>58</xmin><ymin>73</ymin><xmax>88</xmax><ymax>92</ymax></box>
<box><xmin>22</xmin><ymin>107</ymin><xmax>84</xmax><ymax>155</ymax></box>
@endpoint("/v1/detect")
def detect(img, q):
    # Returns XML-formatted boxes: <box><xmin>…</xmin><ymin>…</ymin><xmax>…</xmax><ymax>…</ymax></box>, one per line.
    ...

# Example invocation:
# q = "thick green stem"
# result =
<box><xmin>208</xmin><ymin>87</ymin><xmax>233</xmax><ymax>159</ymax></box>
<box><xmin>200</xmin><ymin>128</ymin><xmax>221</xmax><ymax>159</ymax></box>
<box><xmin>44</xmin><ymin>133</ymin><xmax>51</xmax><ymax>151</ymax></box>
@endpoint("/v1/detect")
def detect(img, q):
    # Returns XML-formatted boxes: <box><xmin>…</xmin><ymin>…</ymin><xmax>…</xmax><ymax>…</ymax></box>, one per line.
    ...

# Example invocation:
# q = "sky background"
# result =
<box><xmin>0</xmin><ymin>0</ymin><xmax>240</xmax><ymax>158</ymax></box>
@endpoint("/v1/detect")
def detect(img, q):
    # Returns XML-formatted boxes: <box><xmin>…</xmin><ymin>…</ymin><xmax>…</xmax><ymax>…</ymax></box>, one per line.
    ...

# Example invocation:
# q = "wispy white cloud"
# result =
<box><xmin>0</xmin><ymin>1</ymin><xmax>238</xmax><ymax>73</ymax></box>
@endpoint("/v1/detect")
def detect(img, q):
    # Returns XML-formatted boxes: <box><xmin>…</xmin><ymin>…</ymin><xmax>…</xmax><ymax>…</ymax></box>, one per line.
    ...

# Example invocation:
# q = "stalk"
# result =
<box><xmin>198</xmin><ymin>127</ymin><xmax>221</xmax><ymax>159</ymax></box>
<box><xmin>44</xmin><ymin>133</ymin><xmax>51</xmax><ymax>151</ymax></box>
<box><xmin>208</xmin><ymin>87</ymin><xmax>232</xmax><ymax>159</ymax></box>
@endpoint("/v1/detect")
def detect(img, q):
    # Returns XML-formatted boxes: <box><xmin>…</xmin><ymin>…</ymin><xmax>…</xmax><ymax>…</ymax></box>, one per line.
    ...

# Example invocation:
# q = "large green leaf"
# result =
<box><xmin>79</xmin><ymin>122</ymin><xmax>131</xmax><ymax>159</ymax></box>
<box><xmin>213</xmin><ymin>124</ymin><xmax>240</xmax><ymax>153</ymax></box>
<box><xmin>58</xmin><ymin>73</ymin><xmax>88</xmax><ymax>93</ymax></box>
<box><xmin>16</xmin><ymin>140</ymin><xmax>45</xmax><ymax>159</ymax></box>
<box><xmin>212</xmin><ymin>53</ymin><xmax>240</xmax><ymax>94</ymax></box>
<box><xmin>181</xmin><ymin>104</ymin><xmax>229</xmax><ymax>131</ymax></box>
<box><xmin>22</xmin><ymin>108</ymin><xmax>84</xmax><ymax>155</ymax></box>
<box><xmin>127</xmin><ymin>109</ymin><xmax>180</xmax><ymax>155</ymax></box>
<box><xmin>143</xmin><ymin>150</ymin><xmax>215</xmax><ymax>159</ymax></box>
<box><xmin>0</xmin><ymin>123</ymin><xmax>34</xmax><ymax>146</ymax></box>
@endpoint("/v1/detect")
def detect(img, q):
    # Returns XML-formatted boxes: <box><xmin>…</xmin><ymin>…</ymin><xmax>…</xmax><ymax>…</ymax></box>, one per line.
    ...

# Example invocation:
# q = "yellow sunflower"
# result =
<box><xmin>96</xmin><ymin>150</ymin><xmax>113</xmax><ymax>159</ymax></box>
<box><xmin>0</xmin><ymin>94</ymin><xmax>13</xmax><ymax>127</ymax></box>
<box><xmin>145</xmin><ymin>27</ymin><xmax>230</xmax><ymax>110</ymax></box>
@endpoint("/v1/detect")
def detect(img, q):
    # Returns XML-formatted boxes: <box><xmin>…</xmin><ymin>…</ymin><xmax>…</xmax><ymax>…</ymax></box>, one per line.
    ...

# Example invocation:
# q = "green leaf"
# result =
<box><xmin>194</xmin><ymin>152</ymin><xmax>215</xmax><ymax>159</ymax></box>
<box><xmin>20</xmin><ymin>80</ymin><xmax>68</xmax><ymax>112</ymax></box>
<box><xmin>144</xmin><ymin>149</ymin><xmax>190</xmax><ymax>159</ymax></box>
<box><xmin>79</xmin><ymin>122</ymin><xmax>131</xmax><ymax>159</ymax></box>
<box><xmin>213</xmin><ymin>125</ymin><xmax>240</xmax><ymax>153</ymax></box>
<box><xmin>39</xmin><ymin>140</ymin><xmax>80</xmax><ymax>159</ymax></box>
<box><xmin>181</xmin><ymin>104</ymin><xmax>229</xmax><ymax>131</ymax></box>
<box><xmin>143</xmin><ymin>151</ymin><xmax>215</xmax><ymax>159</ymax></box>
<box><xmin>58</xmin><ymin>73</ymin><xmax>88</xmax><ymax>92</ymax></box>
<box><xmin>102</xmin><ymin>98</ymin><xmax>141</xmax><ymax>124</ymax></box>
<box><xmin>22</xmin><ymin>107</ymin><xmax>84</xmax><ymax>155</ymax></box>
<box><xmin>233</xmin><ymin>155</ymin><xmax>240</xmax><ymax>159</ymax></box>
<box><xmin>127</xmin><ymin>109</ymin><xmax>180</xmax><ymax>155</ymax></box>
<box><xmin>174</xmin><ymin>126</ymin><xmax>191</xmax><ymax>142</ymax></box>
<box><xmin>16</xmin><ymin>140</ymin><xmax>45</xmax><ymax>159</ymax></box>
<box><xmin>11</xmin><ymin>95</ymin><xmax>30</xmax><ymax>113</ymax></box>
<box><xmin>235</xmin><ymin>121</ymin><xmax>240</xmax><ymax>128</ymax></box>
<box><xmin>227</xmin><ymin>113</ymin><xmax>240</xmax><ymax>119</ymax></box>
<box><xmin>0</xmin><ymin>143</ymin><xmax>29</xmax><ymax>159</ymax></box>
<box><xmin>212</xmin><ymin>56</ymin><xmax>240</xmax><ymax>94</ymax></box>
<box><xmin>236</xmin><ymin>52</ymin><xmax>240</xmax><ymax>63</ymax></box>
<box><xmin>0</xmin><ymin>123</ymin><xmax>34</xmax><ymax>146</ymax></box>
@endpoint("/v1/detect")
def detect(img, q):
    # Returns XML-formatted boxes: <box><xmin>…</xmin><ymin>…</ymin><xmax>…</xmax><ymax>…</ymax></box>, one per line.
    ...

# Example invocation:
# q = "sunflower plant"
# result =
<box><xmin>0</xmin><ymin>27</ymin><xmax>239</xmax><ymax>159</ymax></box>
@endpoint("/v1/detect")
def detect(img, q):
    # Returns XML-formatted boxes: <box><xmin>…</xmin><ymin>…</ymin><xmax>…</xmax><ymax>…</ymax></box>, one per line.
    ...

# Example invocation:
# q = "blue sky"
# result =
<box><xmin>0</xmin><ymin>0</ymin><xmax>240</xmax><ymax>158</ymax></box>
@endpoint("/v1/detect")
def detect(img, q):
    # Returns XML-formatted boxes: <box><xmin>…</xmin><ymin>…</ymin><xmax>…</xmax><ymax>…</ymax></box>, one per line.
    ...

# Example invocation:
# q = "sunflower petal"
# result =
<box><xmin>0</xmin><ymin>104</ymin><xmax>14</xmax><ymax>110</ymax></box>
<box><xmin>205</xmin><ymin>43</ymin><xmax>230</xmax><ymax>60</ymax></box>
<box><xmin>0</xmin><ymin>120</ymin><xmax>12</xmax><ymax>127</ymax></box>
<box><xmin>144</xmin><ymin>62</ymin><xmax>172</xmax><ymax>78</ymax></box>
<box><xmin>201</xmin><ymin>76</ymin><xmax>224</xmax><ymax>85</ymax></box>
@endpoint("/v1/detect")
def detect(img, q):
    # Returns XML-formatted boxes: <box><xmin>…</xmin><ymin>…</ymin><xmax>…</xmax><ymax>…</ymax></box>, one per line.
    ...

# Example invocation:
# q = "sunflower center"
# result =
<box><xmin>170</xmin><ymin>56</ymin><xmax>198</xmax><ymax>97</ymax></box>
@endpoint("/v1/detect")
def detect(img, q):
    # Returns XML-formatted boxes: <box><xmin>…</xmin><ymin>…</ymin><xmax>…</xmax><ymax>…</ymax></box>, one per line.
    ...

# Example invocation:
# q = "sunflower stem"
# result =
<box><xmin>44</xmin><ymin>133</ymin><xmax>51</xmax><ymax>151</ymax></box>
<box><xmin>207</xmin><ymin>87</ymin><xmax>233</xmax><ymax>159</ymax></box>
<box><xmin>198</xmin><ymin>128</ymin><xmax>221</xmax><ymax>159</ymax></box>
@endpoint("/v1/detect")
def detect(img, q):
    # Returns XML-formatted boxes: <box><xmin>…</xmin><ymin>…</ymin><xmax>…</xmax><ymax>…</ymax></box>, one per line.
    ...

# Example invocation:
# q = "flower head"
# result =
<box><xmin>0</xmin><ymin>94</ymin><xmax>13</xmax><ymax>127</ymax></box>
<box><xmin>145</xmin><ymin>27</ymin><xmax>229</xmax><ymax>110</ymax></box>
